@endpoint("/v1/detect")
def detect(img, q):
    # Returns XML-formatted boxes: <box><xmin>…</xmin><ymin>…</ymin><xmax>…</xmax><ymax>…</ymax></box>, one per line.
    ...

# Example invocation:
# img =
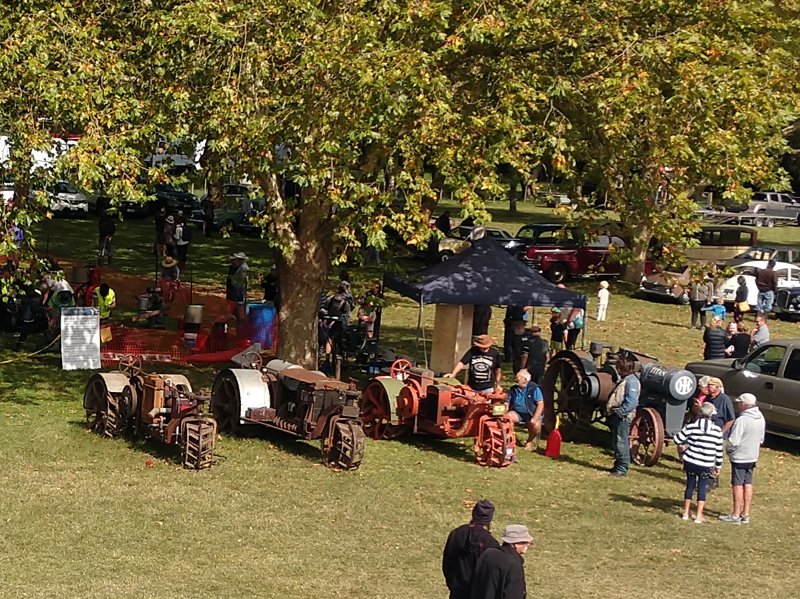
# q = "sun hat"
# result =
<box><xmin>474</xmin><ymin>334</ymin><xmax>494</xmax><ymax>349</ymax></box>
<box><xmin>471</xmin><ymin>499</ymin><xmax>495</xmax><ymax>525</ymax></box>
<box><xmin>501</xmin><ymin>524</ymin><xmax>533</xmax><ymax>545</ymax></box>
<box><xmin>551</xmin><ymin>307</ymin><xmax>561</xmax><ymax>314</ymax></box>
<box><xmin>600</xmin><ymin>281</ymin><xmax>609</xmax><ymax>289</ymax></box>
<box><xmin>166</xmin><ymin>215</ymin><xmax>175</xmax><ymax>224</ymax></box>
<box><xmin>734</xmin><ymin>393</ymin><xmax>757</xmax><ymax>406</ymax></box>
<box><xmin>230</xmin><ymin>252</ymin><xmax>248</xmax><ymax>260</ymax></box>
<box><xmin>162</xmin><ymin>256</ymin><xmax>177</xmax><ymax>268</ymax></box>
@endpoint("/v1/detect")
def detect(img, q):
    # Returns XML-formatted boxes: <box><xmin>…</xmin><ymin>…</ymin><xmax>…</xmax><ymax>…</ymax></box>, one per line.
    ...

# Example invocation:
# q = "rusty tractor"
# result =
<box><xmin>360</xmin><ymin>359</ymin><xmax>516</xmax><ymax>467</ymax></box>
<box><xmin>209</xmin><ymin>357</ymin><xmax>365</xmax><ymax>470</ymax></box>
<box><xmin>83</xmin><ymin>356</ymin><xmax>217</xmax><ymax>469</ymax></box>
<box><xmin>541</xmin><ymin>344</ymin><xmax>697</xmax><ymax>466</ymax></box>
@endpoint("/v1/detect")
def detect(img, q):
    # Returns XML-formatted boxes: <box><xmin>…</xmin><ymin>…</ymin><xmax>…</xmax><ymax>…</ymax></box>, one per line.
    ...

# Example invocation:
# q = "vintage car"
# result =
<box><xmin>718</xmin><ymin>261</ymin><xmax>800</xmax><ymax>306</ymax></box>
<box><xmin>721</xmin><ymin>246</ymin><xmax>800</xmax><ymax>268</ymax></box>
<box><xmin>773</xmin><ymin>288</ymin><xmax>800</xmax><ymax>321</ymax></box>
<box><xmin>435</xmin><ymin>225</ymin><xmax>525</xmax><ymax>262</ymax></box>
<box><xmin>686</xmin><ymin>339</ymin><xmax>800</xmax><ymax>439</ymax></box>
<box><xmin>638</xmin><ymin>268</ymin><xmax>692</xmax><ymax>304</ymax></box>
<box><xmin>517</xmin><ymin>223</ymin><xmax>625</xmax><ymax>283</ymax></box>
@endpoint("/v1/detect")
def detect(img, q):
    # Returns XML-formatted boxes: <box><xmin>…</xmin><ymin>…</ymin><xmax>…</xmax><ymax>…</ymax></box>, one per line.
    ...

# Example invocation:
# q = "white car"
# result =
<box><xmin>719</xmin><ymin>260</ymin><xmax>800</xmax><ymax>306</ymax></box>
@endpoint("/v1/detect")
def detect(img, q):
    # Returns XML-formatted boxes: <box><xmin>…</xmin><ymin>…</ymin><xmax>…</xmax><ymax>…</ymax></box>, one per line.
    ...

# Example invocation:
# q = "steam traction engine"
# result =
<box><xmin>541</xmin><ymin>345</ymin><xmax>697</xmax><ymax>466</ymax></box>
<box><xmin>360</xmin><ymin>360</ymin><xmax>516</xmax><ymax>467</ymax></box>
<box><xmin>83</xmin><ymin>357</ymin><xmax>217</xmax><ymax>469</ymax></box>
<box><xmin>210</xmin><ymin>358</ymin><xmax>365</xmax><ymax>470</ymax></box>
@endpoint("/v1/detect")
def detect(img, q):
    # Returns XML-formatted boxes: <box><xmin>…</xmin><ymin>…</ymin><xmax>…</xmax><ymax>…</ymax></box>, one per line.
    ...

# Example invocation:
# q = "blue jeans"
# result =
<box><xmin>757</xmin><ymin>290</ymin><xmax>774</xmax><ymax>315</ymax></box>
<box><xmin>684</xmin><ymin>462</ymin><xmax>712</xmax><ymax>501</ymax></box>
<box><xmin>609</xmin><ymin>413</ymin><xmax>631</xmax><ymax>474</ymax></box>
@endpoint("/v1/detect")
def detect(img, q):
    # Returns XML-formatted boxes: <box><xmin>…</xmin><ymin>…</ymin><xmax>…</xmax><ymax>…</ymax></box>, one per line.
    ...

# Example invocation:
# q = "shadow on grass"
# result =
<box><xmin>238</xmin><ymin>424</ymin><xmax>323</xmax><ymax>465</ymax></box>
<box><xmin>652</xmin><ymin>320</ymin><xmax>694</xmax><ymax>329</ymax></box>
<box><xmin>403</xmin><ymin>435</ymin><xmax>478</xmax><ymax>465</ymax></box>
<box><xmin>764</xmin><ymin>434</ymin><xmax>800</xmax><ymax>456</ymax></box>
<box><xmin>608</xmin><ymin>492</ymin><xmax>684</xmax><ymax>514</ymax></box>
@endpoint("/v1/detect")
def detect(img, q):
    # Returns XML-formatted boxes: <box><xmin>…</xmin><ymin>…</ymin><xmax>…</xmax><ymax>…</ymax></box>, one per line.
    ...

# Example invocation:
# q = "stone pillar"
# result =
<box><xmin>430</xmin><ymin>304</ymin><xmax>474</xmax><ymax>376</ymax></box>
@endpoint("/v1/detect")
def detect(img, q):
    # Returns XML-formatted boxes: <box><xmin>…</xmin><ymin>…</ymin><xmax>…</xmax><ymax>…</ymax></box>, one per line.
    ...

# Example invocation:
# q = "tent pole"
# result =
<box><xmin>418</xmin><ymin>300</ymin><xmax>428</xmax><ymax>368</ymax></box>
<box><xmin>581</xmin><ymin>295</ymin><xmax>587</xmax><ymax>349</ymax></box>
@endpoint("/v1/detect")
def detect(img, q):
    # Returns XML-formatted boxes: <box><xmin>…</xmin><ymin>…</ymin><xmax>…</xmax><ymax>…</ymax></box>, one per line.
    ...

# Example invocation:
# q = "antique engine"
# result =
<box><xmin>210</xmin><ymin>358</ymin><xmax>365</xmax><ymax>470</ymax></box>
<box><xmin>360</xmin><ymin>360</ymin><xmax>516</xmax><ymax>467</ymax></box>
<box><xmin>541</xmin><ymin>345</ymin><xmax>696</xmax><ymax>466</ymax></box>
<box><xmin>83</xmin><ymin>356</ymin><xmax>217</xmax><ymax>469</ymax></box>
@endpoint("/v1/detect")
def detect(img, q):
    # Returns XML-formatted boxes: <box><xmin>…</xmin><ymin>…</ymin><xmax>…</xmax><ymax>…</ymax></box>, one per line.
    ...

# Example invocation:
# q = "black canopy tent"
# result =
<box><xmin>384</xmin><ymin>238</ymin><xmax>587</xmax><ymax>364</ymax></box>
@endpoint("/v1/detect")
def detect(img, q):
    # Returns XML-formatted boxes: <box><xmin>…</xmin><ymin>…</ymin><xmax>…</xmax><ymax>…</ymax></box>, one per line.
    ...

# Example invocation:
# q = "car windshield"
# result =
<box><xmin>55</xmin><ymin>182</ymin><xmax>78</xmax><ymax>194</ymax></box>
<box><xmin>736</xmin><ymin>247</ymin><xmax>773</xmax><ymax>260</ymax></box>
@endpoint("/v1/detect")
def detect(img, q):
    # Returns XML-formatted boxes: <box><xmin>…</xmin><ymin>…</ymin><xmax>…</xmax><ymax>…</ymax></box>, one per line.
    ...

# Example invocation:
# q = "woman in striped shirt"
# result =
<box><xmin>673</xmin><ymin>402</ymin><xmax>725</xmax><ymax>523</ymax></box>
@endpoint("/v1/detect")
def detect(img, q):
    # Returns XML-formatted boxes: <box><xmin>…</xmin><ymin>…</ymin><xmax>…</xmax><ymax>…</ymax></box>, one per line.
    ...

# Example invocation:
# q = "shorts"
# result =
<box><xmin>551</xmin><ymin>340</ymin><xmax>564</xmax><ymax>351</ymax></box>
<box><xmin>509</xmin><ymin>410</ymin><xmax>533</xmax><ymax>425</ymax></box>
<box><xmin>731</xmin><ymin>462</ymin><xmax>756</xmax><ymax>486</ymax></box>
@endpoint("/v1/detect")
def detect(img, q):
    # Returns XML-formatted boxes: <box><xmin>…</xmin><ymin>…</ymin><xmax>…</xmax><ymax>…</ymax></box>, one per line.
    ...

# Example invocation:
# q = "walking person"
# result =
<box><xmin>97</xmin><ymin>212</ymin><xmax>116</xmax><ymax>266</ymax></box>
<box><xmin>719</xmin><ymin>393</ymin><xmax>766</xmax><ymax>525</ymax></box>
<box><xmin>689</xmin><ymin>276</ymin><xmax>714</xmax><ymax>329</ymax></box>
<box><xmin>755</xmin><ymin>259</ymin><xmax>778</xmax><ymax>317</ymax></box>
<box><xmin>673</xmin><ymin>402</ymin><xmax>725</xmax><ymax>523</ymax></box>
<box><xmin>154</xmin><ymin>205</ymin><xmax>167</xmax><ymax>257</ymax></box>
<box><xmin>596</xmin><ymin>280</ymin><xmax>610</xmax><ymax>321</ymax></box>
<box><xmin>470</xmin><ymin>524</ymin><xmax>533</xmax><ymax>599</ymax></box>
<box><xmin>163</xmin><ymin>215</ymin><xmax>177</xmax><ymax>259</ymax></box>
<box><xmin>201</xmin><ymin>195</ymin><xmax>215</xmax><ymax>237</ymax></box>
<box><xmin>174</xmin><ymin>214</ymin><xmax>191</xmax><ymax>270</ymax></box>
<box><xmin>606</xmin><ymin>356</ymin><xmax>640</xmax><ymax>477</ymax></box>
<box><xmin>442</xmin><ymin>499</ymin><xmax>499</xmax><ymax>599</ymax></box>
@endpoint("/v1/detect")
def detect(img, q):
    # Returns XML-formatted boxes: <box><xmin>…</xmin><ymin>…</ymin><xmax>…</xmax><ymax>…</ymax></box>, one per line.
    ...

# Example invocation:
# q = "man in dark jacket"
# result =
<box><xmin>755</xmin><ymin>259</ymin><xmax>778</xmax><ymax>317</ymax></box>
<box><xmin>443</xmin><ymin>499</ymin><xmax>499</xmax><ymax>599</ymax></box>
<box><xmin>470</xmin><ymin>524</ymin><xmax>532</xmax><ymax>599</ymax></box>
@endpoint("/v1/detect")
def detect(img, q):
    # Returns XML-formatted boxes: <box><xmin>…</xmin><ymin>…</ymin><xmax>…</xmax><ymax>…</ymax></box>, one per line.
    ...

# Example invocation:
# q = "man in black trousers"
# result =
<box><xmin>470</xmin><ymin>524</ymin><xmax>533</xmax><ymax>599</ymax></box>
<box><xmin>442</xmin><ymin>499</ymin><xmax>499</xmax><ymax>599</ymax></box>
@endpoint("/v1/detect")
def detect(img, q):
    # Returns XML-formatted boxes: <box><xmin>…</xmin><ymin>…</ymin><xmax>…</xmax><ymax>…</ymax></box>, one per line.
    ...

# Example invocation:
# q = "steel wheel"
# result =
<box><xmin>630</xmin><ymin>407</ymin><xmax>665</xmax><ymax>467</ymax></box>
<box><xmin>541</xmin><ymin>354</ymin><xmax>594</xmax><ymax>441</ymax></box>
<box><xmin>360</xmin><ymin>380</ymin><xmax>408</xmax><ymax>440</ymax></box>
<box><xmin>211</xmin><ymin>372</ymin><xmax>241</xmax><ymax>435</ymax></box>
<box><xmin>389</xmin><ymin>358</ymin><xmax>413</xmax><ymax>380</ymax></box>
<box><xmin>83</xmin><ymin>373</ymin><xmax>131</xmax><ymax>437</ymax></box>
<box><xmin>474</xmin><ymin>417</ymin><xmax>515</xmax><ymax>468</ymax></box>
<box><xmin>321</xmin><ymin>418</ymin><xmax>366</xmax><ymax>470</ymax></box>
<box><xmin>118</xmin><ymin>354</ymin><xmax>142</xmax><ymax>378</ymax></box>
<box><xmin>181</xmin><ymin>417</ymin><xmax>216</xmax><ymax>470</ymax></box>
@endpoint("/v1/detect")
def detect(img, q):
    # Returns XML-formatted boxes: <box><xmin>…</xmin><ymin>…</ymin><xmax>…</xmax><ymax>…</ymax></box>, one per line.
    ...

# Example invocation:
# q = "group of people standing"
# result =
<box><xmin>442</xmin><ymin>499</ymin><xmax>533</xmax><ymax>599</ymax></box>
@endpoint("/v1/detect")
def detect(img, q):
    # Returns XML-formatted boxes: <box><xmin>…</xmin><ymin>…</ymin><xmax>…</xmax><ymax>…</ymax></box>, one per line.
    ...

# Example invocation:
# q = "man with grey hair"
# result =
<box><xmin>470</xmin><ymin>524</ymin><xmax>532</xmax><ymax>599</ymax></box>
<box><xmin>720</xmin><ymin>393</ymin><xmax>765</xmax><ymax>524</ymax></box>
<box><xmin>506</xmin><ymin>369</ymin><xmax>544</xmax><ymax>451</ymax></box>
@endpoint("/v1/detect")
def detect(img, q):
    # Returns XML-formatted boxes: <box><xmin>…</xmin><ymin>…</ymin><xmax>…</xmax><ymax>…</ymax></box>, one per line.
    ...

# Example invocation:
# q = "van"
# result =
<box><xmin>684</xmin><ymin>225</ymin><xmax>757</xmax><ymax>262</ymax></box>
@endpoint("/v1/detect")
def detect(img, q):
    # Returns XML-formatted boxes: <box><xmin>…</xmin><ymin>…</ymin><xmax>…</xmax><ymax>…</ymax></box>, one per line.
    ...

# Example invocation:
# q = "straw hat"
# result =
<box><xmin>162</xmin><ymin>256</ymin><xmax>177</xmax><ymax>268</ymax></box>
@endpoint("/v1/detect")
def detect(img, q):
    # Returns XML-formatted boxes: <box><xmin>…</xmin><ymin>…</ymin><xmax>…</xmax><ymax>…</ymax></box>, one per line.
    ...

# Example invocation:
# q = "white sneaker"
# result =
<box><xmin>681</xmin><ymin>513</ymin><xmax>690</xmax><ymax>521</ymax></box>
<box><xmin>694</xmin><ymin>517</ymin><xmax>704</xmax><ymax>524</ymax></box>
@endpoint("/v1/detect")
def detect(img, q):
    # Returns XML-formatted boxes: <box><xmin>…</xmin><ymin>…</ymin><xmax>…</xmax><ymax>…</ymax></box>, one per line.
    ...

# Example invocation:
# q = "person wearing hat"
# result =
<box><xmin>442</xmin><ymin>499</ymin><xmax>499</xmax><ymax>599</ymax></box>
<box><xmin>470</xmin><ymin>524</ymin><xmax>532</xmax><ymax>599</ymax></box>
<box><xmin>445</xmin><ymin>334</ymin><xmax>503</xmax><ymax>394</ymax></box>
<box><xmin>225</xmin><ymin>252</ymin><xmax>249</xmax><ymax>323</ymax></box>
<box><xmin>720</xmin><ymin>393</ymin><xmax>765</xmax><ymax>524</ymax></box>
<box><xmin>596</xmin><ymin>280</ymin><xmax>610</xmax><ymax>321</ymax></box>
<box><xmin>161</xmin><ymin>256</ymin><xmax>180</xmax><ymax>281</ymax></box>
<box><xmin>673</xmin><ymin>401</ymin><xmax>725</xmax><ymax>523</ymax></box>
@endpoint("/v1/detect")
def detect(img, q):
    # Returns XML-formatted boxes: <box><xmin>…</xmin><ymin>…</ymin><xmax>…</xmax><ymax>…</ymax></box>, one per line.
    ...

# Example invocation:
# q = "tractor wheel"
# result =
<box><xmin>630</xmin><ymin>407</ymin><xmax>665</xmax><ymax>467</ymax></box>
<box><xmin>181</xmin><ymin>417</ymin><xmax>216</xmax><ymax>470</ymax></box>
<box><xmin>360</xmin><ymin>380</ymin><xmax>409</xmax><ymax>440</ymax></box>
<box><xmin>83</xmin><ymin>373</ymin><xmax>131</xmax><ymax>438</ymax></box>
<box><xmin>210</xmin><ymin>371</ymin><xmax>242</xmax><ymax>436</ymax></box>
<box><xmin>321</xmin><ymin>418</ymin><xmax>366</xmax><ymax>470</ymax></box>
<box><xmin>540</xmin><ymin>353</ymin><xmax>596</xmax><ymax>441</ymax></box>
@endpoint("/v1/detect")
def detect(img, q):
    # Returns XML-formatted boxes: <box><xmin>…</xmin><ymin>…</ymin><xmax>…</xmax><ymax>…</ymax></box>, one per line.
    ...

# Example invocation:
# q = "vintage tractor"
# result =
<box><xmin>83</xmin><ymin>356</ymin><xmax>217</xmax><ymax>469</ymax></box>
<box><xmin>209</xmin><ymin>357</ymin><xmax>365</xmax><ymax>470</ymax></box>
<box><xmin>541</xmin><ymin>345</ymin><xmax>697</xmax><ymax>466</ymax></box>
<box><xmin>360</xmin><ymin>360</ymin><xmax>516</xmax><ymax>467</ymax></box>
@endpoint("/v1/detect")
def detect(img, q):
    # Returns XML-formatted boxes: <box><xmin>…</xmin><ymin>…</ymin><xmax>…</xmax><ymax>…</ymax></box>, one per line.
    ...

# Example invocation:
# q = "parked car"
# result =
<box><xmin>722</xmin><ymin>246</ymin><xmax>800</xmax><ymax>268</ymax></box>
<box><xmin>683</xmin><ymin>225</ymin><xmax>757</xmax><ymax>262</ymax></box>
<box><xmin>686</xmin><ymin>339</ymin><xmax>800</xmax><ymax>439</ymax></box>
<box><xmin>435</xmin><ymin>225</ymin><xmax>525</xmax><ymax>261</ymax></box>
<box><xmin>1</xmin><ymin>181</ymin><xmax>14</xmax><ymax>204</ymax></box>
<box><xmin>748</xmin><ymin>192</ymin><xmax>800</xmax><ymax>219</ymax></box>
<box><xmin>150</xmin><ymin>184</ymin><xmax>199</xmax><ymax>214</ymax></box>
<box><xmin>718</xmin><ymin>260</ymin><xmax>800</xmax><ymax>306</ymax></box>
<box><xmin>32</xmin><ymin>181</ymin><xmax>91</xmax><ymax>216</ymax></box>
<box><xmin>517</xmin><ymin>223</ymin><xmax>624</xmax><ymax>283</ymax></box>
<box><xmin>190</xmin><ymin>184</ymin><xmax>265</xmax><ymax>231</ymax></box>
<box><xmin>773</xmin><ymin>288</ymin><xmax>800</xmax><ymax>321</ymax></box>
<box><xmin>638</xmin><ymin>268</ymin><xmax>692</xmax><ymax>304</ymax></box>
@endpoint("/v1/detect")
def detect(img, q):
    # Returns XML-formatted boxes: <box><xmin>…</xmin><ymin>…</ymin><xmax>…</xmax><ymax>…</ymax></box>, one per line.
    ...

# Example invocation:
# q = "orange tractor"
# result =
<box><xmin>360</xmin><ymin>360</ymin><xmax>516</xmax><ymax>467</ymax></box>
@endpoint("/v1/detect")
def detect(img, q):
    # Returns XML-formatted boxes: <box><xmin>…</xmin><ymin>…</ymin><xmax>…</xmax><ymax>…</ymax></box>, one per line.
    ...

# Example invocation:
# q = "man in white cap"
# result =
<box><xmin>720</xmin><ymin>393</ymin><xmax>765</xmax><ymax>524</ymax></box>
<box><xmin>470</xmin><ymin>524</ymin><xmax>532</xmax><ymax>599</ymax></box>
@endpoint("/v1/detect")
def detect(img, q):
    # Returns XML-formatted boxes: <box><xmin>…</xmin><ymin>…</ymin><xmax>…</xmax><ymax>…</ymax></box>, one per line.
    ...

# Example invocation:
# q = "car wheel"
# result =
<box><xmin>753</xmin><ymin>217</ymin><xmax>764</xmax><ymax>227</ymax></box>
<box><xmin>678</xmin><ymin>293</ymin><xmax>690</xmax><ymax>305</ymax></box>
<box><xmin>439</xmin><ymin>250</ymin><xmax>455</xmax><ymax>262</ymax></box>
<box><xmin>545</xmin><ymin>263</ymin><xmax>567</xmax><ymax>284</ymax></box>
<box><xmin>765</xmin><ymin>218</ymin><xmax>775</xmax><ymax>228</ymax></box>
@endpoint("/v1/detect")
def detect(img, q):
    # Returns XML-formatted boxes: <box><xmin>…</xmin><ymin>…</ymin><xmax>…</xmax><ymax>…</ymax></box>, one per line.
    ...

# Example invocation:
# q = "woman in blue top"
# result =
<box><xmin>506</xmin><ymin>369</ymin><xmax>544</xmax><ymax>451</ymax></box>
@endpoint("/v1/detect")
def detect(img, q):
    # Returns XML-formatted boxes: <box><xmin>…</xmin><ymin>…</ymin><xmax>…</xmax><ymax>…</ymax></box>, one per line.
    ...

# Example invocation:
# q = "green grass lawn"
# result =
<box><xmin>0</xmin><ymin>206</ymin><xmax>798</xmax><ymax>598</ymax></box>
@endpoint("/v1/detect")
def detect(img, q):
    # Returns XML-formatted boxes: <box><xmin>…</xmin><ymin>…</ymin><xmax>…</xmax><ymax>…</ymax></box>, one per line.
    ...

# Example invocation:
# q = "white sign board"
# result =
<box><xmin>61</xmin><ymin>307</ymin><xmax>101</xmax><ymax>370</ymax></box>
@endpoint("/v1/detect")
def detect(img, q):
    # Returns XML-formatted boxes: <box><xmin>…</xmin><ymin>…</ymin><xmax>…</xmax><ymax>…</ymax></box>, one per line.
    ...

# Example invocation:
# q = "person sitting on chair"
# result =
<box><xmin>506</xmin><ymin>369</ymin><xmax>544</xmax><ymax>451</ymax></box>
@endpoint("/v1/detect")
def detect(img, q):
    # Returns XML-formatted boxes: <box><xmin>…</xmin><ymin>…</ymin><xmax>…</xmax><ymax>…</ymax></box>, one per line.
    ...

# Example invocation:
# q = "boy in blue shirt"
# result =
<box><xmin>506</xmin><ymin>369</ymin><xmax>544</xmax><ymax>451</ymax></box>
<box><xmin>703</xmin><ymin>296</ymin><xmax>727</xmax><ymax>321</ymax></box>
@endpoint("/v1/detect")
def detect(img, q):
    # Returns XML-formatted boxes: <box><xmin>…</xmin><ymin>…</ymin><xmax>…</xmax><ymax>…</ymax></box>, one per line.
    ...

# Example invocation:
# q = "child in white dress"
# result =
<box><xmin>597</xmin><ymin>281</ymin><xmax>610</xmax><ymax>321</ymax></box>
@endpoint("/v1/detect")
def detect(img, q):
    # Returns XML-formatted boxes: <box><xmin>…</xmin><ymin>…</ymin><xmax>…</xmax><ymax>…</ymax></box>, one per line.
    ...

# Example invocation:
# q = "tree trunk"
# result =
<box><xmin>622</xmin><ymin>225</ymin><xmax>652</xmax><ymax>284</ymax></box>
<box><xmin>275</xmin><ymin>194</ymin><xmax>332</xmax><ymax>369</ymax></box>
<box><xmin>508</xmin><ymin>177</ymin><xmax>518</xmax><ymax>214</ymax></box>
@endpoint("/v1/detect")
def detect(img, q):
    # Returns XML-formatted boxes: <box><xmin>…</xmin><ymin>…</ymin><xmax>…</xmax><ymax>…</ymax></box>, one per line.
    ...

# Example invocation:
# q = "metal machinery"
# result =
<box><xmin>83</xmin><ymin>356</ymin><xmax>217</xmax><ymax>469</ymax></box>
<box><xmin>360</xmin><ymin>359</ymin><xmax>516</xmax><ymax>467</ymax></box>
<box><xmin>209</xmin><ymin>357</ymin><xmax>366</xmax><ymax>470</ymax></box>
<box><xmin>541</xmin><ymin>345</ymin><xmax>697</xmax><ymax>466</ymax></box>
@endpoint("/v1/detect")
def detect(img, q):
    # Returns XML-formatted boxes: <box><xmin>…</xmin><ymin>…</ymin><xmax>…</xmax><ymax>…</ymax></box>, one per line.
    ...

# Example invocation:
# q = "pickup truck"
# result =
<box><xmin>517</xmin><ymin>223</ymin><xmax>625</xmax><ymax>283</ymax></box>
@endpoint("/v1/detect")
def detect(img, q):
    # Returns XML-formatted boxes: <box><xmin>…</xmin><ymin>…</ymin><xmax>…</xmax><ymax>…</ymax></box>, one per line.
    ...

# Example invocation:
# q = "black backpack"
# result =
<box><xmin>181</xmin><ymin>224</ymin><xmax>193</xmax><ymax>242</ymax></box>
